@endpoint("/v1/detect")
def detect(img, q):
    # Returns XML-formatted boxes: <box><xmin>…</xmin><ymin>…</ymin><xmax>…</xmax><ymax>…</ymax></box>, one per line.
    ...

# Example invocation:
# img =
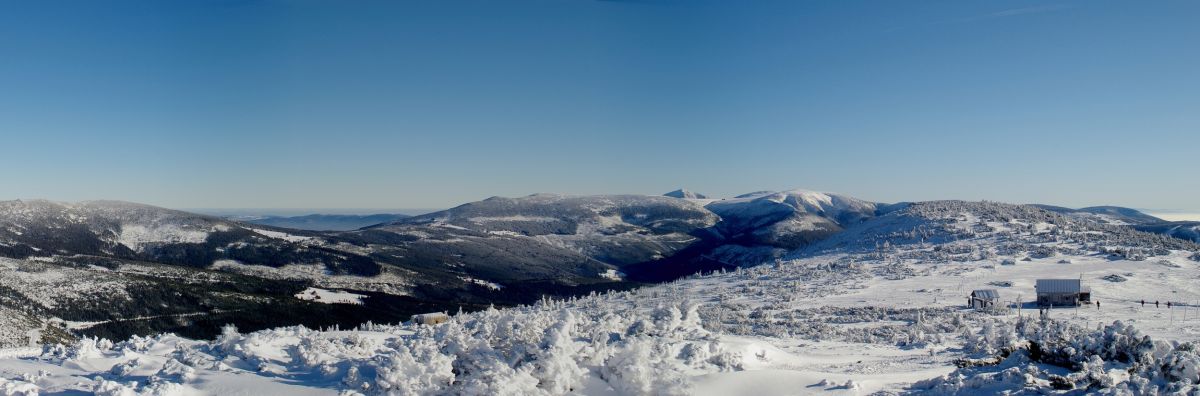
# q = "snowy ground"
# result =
<box><xmin>2</xmin><ymin>204</ymin><xmax>1199</xmax><ymax>394</ymax></box>
<box><xmin>3</xmin><ymin>247</ymin><xmax>1196</xmax><ymax>394</ymax></box>
<box><xmin>822</xmin><ymin>251</ymin><xmax>1200</xmax><ymax>343</ymax></box>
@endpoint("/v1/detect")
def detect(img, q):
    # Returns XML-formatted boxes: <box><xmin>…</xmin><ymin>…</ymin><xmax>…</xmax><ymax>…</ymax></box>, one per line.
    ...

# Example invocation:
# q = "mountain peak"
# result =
<box><xmin>664</xmin><ymin>189</ymin><xmax>708</xmax><ymax>199</ymax></box>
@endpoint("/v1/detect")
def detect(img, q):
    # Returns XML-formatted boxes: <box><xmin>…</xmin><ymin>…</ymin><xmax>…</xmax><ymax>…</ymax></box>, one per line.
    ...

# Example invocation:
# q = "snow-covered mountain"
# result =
<box><xmin>356</xmin><ymin>194</ymin><xmax>721</xmax><ymax>282</ymax></box>
<box><xmin>705</xmin><ymin>189</ymin><xmax>879</xmax><ymax>249</ymax></box>
<box><xmin>355</xmin><ymin>190</ymin><xmax>886</xmax><ymax>283</ymax></box>
<box><xmin>2</xmin><ymin>194</ymin><xmax>1198</xmax><ymax>395</ymax></box>
<box><xmin>0</xmin><ymin>199</ymin><xmax>615</xmax><ymax>346</ymax></box>
<box><xmin>801</xmin><ymin>200</ymin><xmax>1196</xmax><ymax>257</ymax></box>
<box><xmin>0</xmin><ymin>190</ymin><xmax>877</xmax><ymax>347</ymax></box>
<box><xmin>1032</xmin><ymin>204</ymin><xmax>1165</xmax><ymax>225</ymax></box>
<box><xmin>0</xmin><ymin>199</ymin><xmax>381</xmax><ymax>275</ymax></box>
<box><xmin>664</xmin><ymin>188</ymin><xmax>708</xmax><ymax>199</ymax></box>
<box><xmin>1134</xmin><ymin>221</ymin><xmax>1200</xmax><ymax>243</ymax></box>
<box><xmin>1032</xmin><ymin>204</ymin><xmax>1200</xmax><ymax>243</ymax></box>
<box><xmin>3</xmin><ymin>192</ymin><xmax>1197</xmax><ymax>377</ymax></box>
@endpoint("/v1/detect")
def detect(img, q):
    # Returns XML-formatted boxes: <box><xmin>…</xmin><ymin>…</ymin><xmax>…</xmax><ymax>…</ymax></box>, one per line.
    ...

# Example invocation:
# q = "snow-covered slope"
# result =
<box><xmin>801</xmin><ymin>200</ymin><xmax>1196</xmax><ymax>257</ymax></box>
<box><xmin>705</xmin><ymin>189</ymin><xmax>878</xmax><ymax>249</ymax></box>
<box><xmin>354</xmin><ymin>193</ymin><xmax>722</xmax><ymax>282</ymax></box>
<box><xmin>1134</xmin><ymin>221</ymin><xmax>1200</xmax><ymax>243</ymax></box>
<box><xmin>0</xmin><ymin>199</ymin><xmax>379</xmax><ymax>275</ymax></box>
<box><xmin>1031</xmin><ymin>204</ymin><xmax>1200</xmax><ymax>244</ymax></box>
<box><xmin>0</xmin><ymin>201</ymin><xmax>479</xmax><ymax>346</ymax></box>
<box><xmin>2</xmin><ymin>197</ymin><xmax>1198</xmax><ymax>395</ymax></box>
<box><xmin>1032</xmin><ymin>204</ymin><xmax>1165</xmax><ymax>225</ymax></box>
<box><xmin>6</xmin><ymin>194</ymin><xmax>1198</xmax><ymax>395</ymax></box>
<box><xmin>353</xmin><ymin>190</ymin><xmax>884</xmax><ymax>283</ymax></box>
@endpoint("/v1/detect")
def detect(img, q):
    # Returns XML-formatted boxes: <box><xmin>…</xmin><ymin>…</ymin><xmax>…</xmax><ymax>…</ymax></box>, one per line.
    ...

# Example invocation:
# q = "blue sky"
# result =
<box><xmin>1</xmin><ymin>0</ymin><xmax>1197</xmax><ymax>212</ymax></box>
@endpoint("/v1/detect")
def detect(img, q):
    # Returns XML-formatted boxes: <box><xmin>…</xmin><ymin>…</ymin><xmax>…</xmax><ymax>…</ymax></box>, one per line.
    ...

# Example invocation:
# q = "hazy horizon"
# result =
<box><xmin>3</xmin><ymin>188</ymin><xmax>1200</xmax><ymax>222</ymax></box>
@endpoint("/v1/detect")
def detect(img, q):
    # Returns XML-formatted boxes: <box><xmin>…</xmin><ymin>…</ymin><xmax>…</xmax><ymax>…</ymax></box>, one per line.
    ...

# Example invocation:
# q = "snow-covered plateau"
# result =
<box><xmin>1</xmin><ymin>198</ymin><xmax>1200</xmax><ymax>395</ymax></box>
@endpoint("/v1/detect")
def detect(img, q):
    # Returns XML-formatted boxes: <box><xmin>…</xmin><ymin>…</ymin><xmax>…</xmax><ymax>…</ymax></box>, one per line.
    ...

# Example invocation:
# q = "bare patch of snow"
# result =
<box><xmin>118</xmin><ymin>224</ymin><xmax>209</xmax><ymax>251</ymax></box>
<box><xmin>249</xmin><ymin>228</ymin><xmax>314</xmax><ymax>243</ymax></box>
<box><xmin>294</xmin><ymin>287</ymin><xmax>365</xmax><ymax>305</ymax></box>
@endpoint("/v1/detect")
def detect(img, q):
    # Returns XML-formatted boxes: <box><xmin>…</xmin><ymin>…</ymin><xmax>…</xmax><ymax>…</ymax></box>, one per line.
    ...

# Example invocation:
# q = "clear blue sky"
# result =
<box><xmin>1</xmin><ymin>0</ymin><xmax>1197</xmax><ymax>211</ymax></box>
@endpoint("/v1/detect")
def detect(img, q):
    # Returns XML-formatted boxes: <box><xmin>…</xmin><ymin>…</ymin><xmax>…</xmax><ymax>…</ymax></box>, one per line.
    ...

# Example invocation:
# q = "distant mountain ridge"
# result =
<box><xmin>1031</xmin><ymin>204</ymin><xmax>1199</xmax><ymax>243</ymax></box>
<box><xmin>239</xmin><ymin>213</ymin><xmax>410</xmax><ymax>231</ymax></box>
<box><xmin>1031</xmin><ymin>204</ymin><xmax>1165</xmax><ymax>225</ymax></box>
<box><xmin>365</xmin><ymin>189</ymin><xmax>885</xmax><ymax>281</ymax></box>
<box><xmin>1133</xmin><ymin>221</ymin><xmax>1200</xmax><ymax>243</ymax></box>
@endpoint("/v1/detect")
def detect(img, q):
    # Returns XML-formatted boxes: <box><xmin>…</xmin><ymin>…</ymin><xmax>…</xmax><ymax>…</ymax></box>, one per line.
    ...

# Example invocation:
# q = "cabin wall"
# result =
<box><xmin>1037</xmin><ymin>292</ymin><xmax>1079</xmax><ymax>306</ymax></box>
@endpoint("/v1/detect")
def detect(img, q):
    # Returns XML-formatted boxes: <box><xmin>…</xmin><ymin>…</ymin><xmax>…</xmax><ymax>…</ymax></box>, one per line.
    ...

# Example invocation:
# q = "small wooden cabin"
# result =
<box><xmin>1036</xmin><ymin>279</ymin><xmax>1091</xmax><ymax>307</ymax></box>
<box><xmin>969</xmin><ymin>289</ymin><xmax>1000</xmax><ymax>309</ymax></box>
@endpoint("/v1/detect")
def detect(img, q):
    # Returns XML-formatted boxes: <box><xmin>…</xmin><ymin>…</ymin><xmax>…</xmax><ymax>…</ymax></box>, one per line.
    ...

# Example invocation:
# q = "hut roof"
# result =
<box><xmin>972</xmin><ymin>289</ymin><xmax>1000</xmax><ymax>299</ymax></box>
<box><xmin>1036</xmin><ymin>279</ymin><xmax>1081</xmax><ymax>294</ymax></box>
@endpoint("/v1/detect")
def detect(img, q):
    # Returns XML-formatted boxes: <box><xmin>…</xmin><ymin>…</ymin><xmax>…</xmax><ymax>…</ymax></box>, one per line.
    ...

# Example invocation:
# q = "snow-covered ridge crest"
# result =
<box><xmin>0</xmin><ymin>199</ymin><xmax>236</xmax><ymax>251</ymax></box>
<box><xmin>701</xmin><ymin>188</ymin><xmax>880</xmax><ymax>249</ymax></box>
<box><xmin>715</xmin><ymin>189</ymin><xmax>878</xmax><ymax>221</ymax></box>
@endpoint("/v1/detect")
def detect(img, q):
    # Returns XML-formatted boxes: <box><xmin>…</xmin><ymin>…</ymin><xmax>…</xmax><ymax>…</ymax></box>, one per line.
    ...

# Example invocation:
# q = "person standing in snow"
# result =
<box><xmin>1168</xmin><ymin>302</ymin><xmax>1172</xmax><ymax>309</ymax></box>
<box><xmin>1157</xmin><ymin>301</ymin><xmax>1160</xmax><ymax>308</ymax></box>
<box><xmin>1141</xmin><ymin>299</ymin><xmax>1145</xmax><ymax>307</ymax></box>
<box><xmin>1096</xmin><ymin>300</ymin><xmax>1100</xmax><ymax>310</ymax></box>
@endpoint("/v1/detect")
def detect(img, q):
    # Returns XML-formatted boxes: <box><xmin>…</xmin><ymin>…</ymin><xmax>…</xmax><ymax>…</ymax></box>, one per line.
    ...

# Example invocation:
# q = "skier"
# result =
<box><xmin>1168</xmin><ymin>302</ymin><xmax>1172</xmax><ymax>309</ymax></box>
<box><xmin>1096</xmin><ymin>300</ymin><xmax>1100</xmax><ymax>310</ymax></box>
<box><xmin>1141</xmin><ymin>299</ymin><xmax>1145</xmax><ymax>307</ymax></box>
<box><xmin>1156</xmin><ymin>300</ymin><xmax>1160</xmax><ymax>308</ymax></box>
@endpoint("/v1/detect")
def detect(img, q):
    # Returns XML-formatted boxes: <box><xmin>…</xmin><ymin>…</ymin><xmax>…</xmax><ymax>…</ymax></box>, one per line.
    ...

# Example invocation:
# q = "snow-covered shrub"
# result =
<box><xmin>601</xmin><ymin>337</ymin><xmax>691</xmax><ymax>396</ymax></box>
<box><xmin>0</xmin><ymin>377</ymin><xmax>39</xmax><ymax>396</ymax></box>
<box><xmin>961</xmin><ymin>319</ymin><xmax>1017</xmax><ymax>356</ymax></box>
<box><xmin>370</xmin><ymin>337</ymin><xmax>455</xmax><ymax>394</ymax></box>
<box><xmin>211</xmin><ymin>324</ymin><xmax>240</xmax><ymax>355</ymax></box>
<box><xmin>529</xmin><ymin>310</ymin><xmax>586</xmax><ymax>394</ymax></box>
<box><xmin>109</xmin><ymin>358</ymin><xmax>140</xmax><ymax>377</ymax></box>
<box><xmin>67</xmin><ymin>337</ymin><xmax>114</xmax><ymax>361</ymax></box>
<box><xmin>92</xmin><ymin>379</ymin><xmax>186</xmax><ymax>396</ymax></box>
<box><xmin>915</xmin><ymin>318</ymin><xmax>1200</xmax><ymax>394</ymax></box>
<box><xmin>154</xmin><ymin>359</ymin><xmax>197</xmax><ymax>383</ymax></box>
